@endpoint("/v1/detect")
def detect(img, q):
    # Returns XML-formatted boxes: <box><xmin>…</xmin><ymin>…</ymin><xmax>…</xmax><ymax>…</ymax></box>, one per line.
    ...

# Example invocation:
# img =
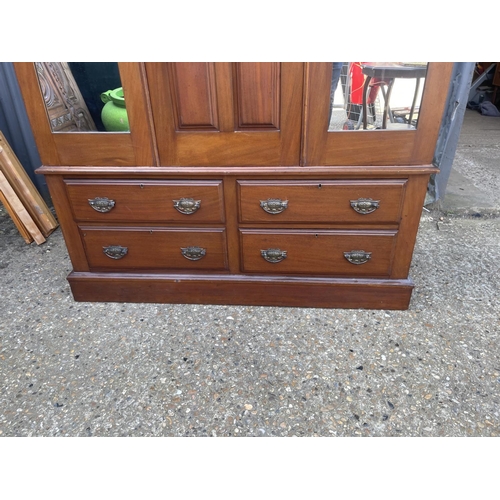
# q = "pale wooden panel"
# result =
<box><xmin>169</xmin><ymin>63</ymin><xmax>219</xmax><ymax>130</ymax></box>
<box><xmin>234</xmin><ymin>63</ymin><xmax>280</xmax><ymax>130</ymax></box>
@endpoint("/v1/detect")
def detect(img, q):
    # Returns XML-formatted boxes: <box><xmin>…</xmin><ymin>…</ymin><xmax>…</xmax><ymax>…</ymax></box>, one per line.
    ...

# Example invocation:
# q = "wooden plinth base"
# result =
<box><xmin>68</xmin><ymin>272</ymin><xmax>414</xmax><ymax>310</ymax></box>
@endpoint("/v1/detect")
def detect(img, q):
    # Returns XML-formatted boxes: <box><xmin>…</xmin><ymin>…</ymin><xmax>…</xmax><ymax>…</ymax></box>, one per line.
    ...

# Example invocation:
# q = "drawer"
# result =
<box><xmin>238</xmin><ymin>180</ymin><xmax>406</xmax><ymax>223</ymax></box>
<box><xmin>240</xmin><ymin>229</ymin><xmax>396</xmax><ymax>276</ymax></box>
<box><xmin>80</xmin><ymin>227</ymin><xmax>228</xmax><ymax>271</ymax></box>
<box><xmin>66</xmin><ymin>180</ymin><xmax>225</xmax><ymax>223</ymax></box>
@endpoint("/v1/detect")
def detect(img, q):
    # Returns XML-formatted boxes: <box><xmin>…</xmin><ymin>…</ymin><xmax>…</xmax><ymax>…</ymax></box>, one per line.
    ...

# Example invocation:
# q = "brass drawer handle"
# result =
<box><xmin>173</xmin><ymin>198</ymin><xmax>201</xmax><ymax>215</ymax></box>
<box><xmin>261</xmin><ymin>248</ymin><xmax>287</xmax><ymax>263</ymax></box>
<box><xmin>88</xmin><ymin>197</ymin><xmax>116</xmax><ymax>213</ymax></box>
<box><xmin>350</xmin><ymin>198</ymin><xmax>380</xmax><ymax>214</ymax></box>
<box><xmin>103</xmin><ymin>245</ymin><xmax>128</xmax><ymax>259</ymax></box>
<box><xmin>344</xmin><ymin>250</ymin><xmax>372</xmax><ymax>265</ymax></box>
<box><xmin>181</xmin><ymin>246</ymin><xmax>206</xmax><ymax>261</ymax></box>
<box><xmin>260</xmin><ymin>198</ymin><xmax>288</xmax><ymax>214</ymax></box>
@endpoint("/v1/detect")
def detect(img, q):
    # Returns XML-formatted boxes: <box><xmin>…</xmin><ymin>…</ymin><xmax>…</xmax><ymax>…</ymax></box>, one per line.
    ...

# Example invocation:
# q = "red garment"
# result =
<box><xmin>349</xmin><ymin>62</ymin><xmax>386</xmax><ymax>105</ymax></box>
<box><xmin>349</xmin><ymin>62</ymin><xmax>365</xmax><ymax>105</ymax></box>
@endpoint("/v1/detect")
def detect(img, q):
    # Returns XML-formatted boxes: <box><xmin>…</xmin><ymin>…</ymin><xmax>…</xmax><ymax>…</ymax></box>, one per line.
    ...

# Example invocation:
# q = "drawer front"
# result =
<box><xmin>66</xmin><ymin>180</ymin><xmax>225</xmax><ymax>223</ymax></box>
<box><xmin>81</xmin><ymin>227</ymin><xmax>228</xmax><ymax>271</ymax></box>
<box><xmin>240</xmin><ymin>229</ymin><xmax>396</xmax><ymax>276</ymax></box>
<box><xmin>238</xmin><ymin>180</ymin><xmax>406</xmax><ymax>223</ymax></box>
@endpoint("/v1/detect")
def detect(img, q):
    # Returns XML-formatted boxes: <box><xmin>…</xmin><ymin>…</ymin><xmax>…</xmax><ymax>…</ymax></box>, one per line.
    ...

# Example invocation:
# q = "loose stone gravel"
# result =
<box><xmin>0</xmin><ymin>206</ymin><xmax>499</xmax><ymax>437</ymax></box>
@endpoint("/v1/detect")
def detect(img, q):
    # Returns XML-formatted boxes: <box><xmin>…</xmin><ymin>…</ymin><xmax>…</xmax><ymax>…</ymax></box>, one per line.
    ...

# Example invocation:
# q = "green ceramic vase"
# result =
<box><xmin>100</xmin><ymin>87</ymin><xmax>129</xmax><ymax>131</ymax></box>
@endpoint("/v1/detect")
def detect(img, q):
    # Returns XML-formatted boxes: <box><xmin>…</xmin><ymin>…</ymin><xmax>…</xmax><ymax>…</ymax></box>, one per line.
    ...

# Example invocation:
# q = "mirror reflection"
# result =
<box><xmin>35</xmin><ymin>62</ymin><xmax>128</xmax><ymax>133</ymax></box>
<box><xmin>328</xmin><ymin>62</ymin><xmax>428</xmax><ymax>131</ymax></box>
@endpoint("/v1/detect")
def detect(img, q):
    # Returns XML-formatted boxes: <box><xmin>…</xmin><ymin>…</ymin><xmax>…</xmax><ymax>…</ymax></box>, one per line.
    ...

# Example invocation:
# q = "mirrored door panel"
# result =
<box><xmin>15</xmin><ymin>62</ymin><xmax>154</xmax><ymax>166</ymax></box>
<box><xmin>328</xmin><ymin>62</ymin><xmax>428</xmax><ymax>132</ymax></box>
<box><xmin>303</xmin><ymin>62</ymin><xmax>453</xmax><ymax>166</ymax></box>
<box><xmin>35</xmin><ymin>62</ymin><xmax>128</xmax><ymax>133</ymax></box>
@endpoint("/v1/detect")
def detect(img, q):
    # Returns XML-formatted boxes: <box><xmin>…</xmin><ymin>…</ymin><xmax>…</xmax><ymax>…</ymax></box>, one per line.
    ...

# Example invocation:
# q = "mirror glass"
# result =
<box><xmin>328</xmin><ymin>62</ymin><xmax>428</xmax><ymax>131</ymax></box>
<box><xmin>35</xmin><ymin>62</ymin><xmax>129</xmax><ymax>133</ymax></box>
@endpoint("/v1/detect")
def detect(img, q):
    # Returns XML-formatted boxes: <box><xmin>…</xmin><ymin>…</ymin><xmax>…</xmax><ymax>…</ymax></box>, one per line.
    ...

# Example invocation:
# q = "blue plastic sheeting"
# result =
<box><xmin>428</xmin><ymin>62</ymin><xmax>475</xmax><ymax>203</ymax></box>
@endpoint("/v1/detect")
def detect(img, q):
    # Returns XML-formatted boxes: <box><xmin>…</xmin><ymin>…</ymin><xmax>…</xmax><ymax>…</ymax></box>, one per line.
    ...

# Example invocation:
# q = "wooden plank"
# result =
<box><xmin>0</xmin><ymin>190</ymin><xmax>34</xmax><ymax>244</ymax></box>
<box><xmin>0</xmin><ymin>132</ymin><xmax>58</xmax><ymax>236</ymax></box>
<box><xmin>0</xmin><ymin>169</ymin><xmax>45</xmax><ymax>244</ymax></box>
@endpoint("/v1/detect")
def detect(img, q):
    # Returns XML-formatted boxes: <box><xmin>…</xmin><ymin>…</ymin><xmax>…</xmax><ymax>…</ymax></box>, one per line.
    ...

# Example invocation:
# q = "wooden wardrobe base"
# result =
<box><xmin>68</xmin><ymin>272</ymin><xmax>414</xmax><ymax>310</ymax></box>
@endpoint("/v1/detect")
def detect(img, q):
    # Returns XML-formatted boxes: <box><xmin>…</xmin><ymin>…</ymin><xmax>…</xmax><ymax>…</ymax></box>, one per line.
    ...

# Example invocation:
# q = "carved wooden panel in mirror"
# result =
<box><xmin>35</xmin><ymin>62</ymin><xmax>126</xmax><ymax>133</ymax></box>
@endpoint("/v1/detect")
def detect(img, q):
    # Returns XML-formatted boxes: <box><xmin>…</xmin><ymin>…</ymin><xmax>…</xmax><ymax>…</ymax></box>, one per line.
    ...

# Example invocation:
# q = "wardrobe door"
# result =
<box><xmin>145</xmin><ymin>62</ymin><xmax>304</xmax><ymax>167</ymax></box>
<box><xmin>302</xmin><ymin>62</ymin><xmax>454</xmax><ymax>166</ymax></box>
<box><xmin>14</xmin><ymin>63</ymin><xmax>155</xmax><ymax>166</ymax></box>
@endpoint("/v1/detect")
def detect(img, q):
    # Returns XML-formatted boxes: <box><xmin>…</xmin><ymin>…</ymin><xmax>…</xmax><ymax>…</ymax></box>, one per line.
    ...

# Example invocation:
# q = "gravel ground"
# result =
<box><xmin>1</xmin><ymin>204</ymin><xmax>499</xmax><ymax>437</ymax></box>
